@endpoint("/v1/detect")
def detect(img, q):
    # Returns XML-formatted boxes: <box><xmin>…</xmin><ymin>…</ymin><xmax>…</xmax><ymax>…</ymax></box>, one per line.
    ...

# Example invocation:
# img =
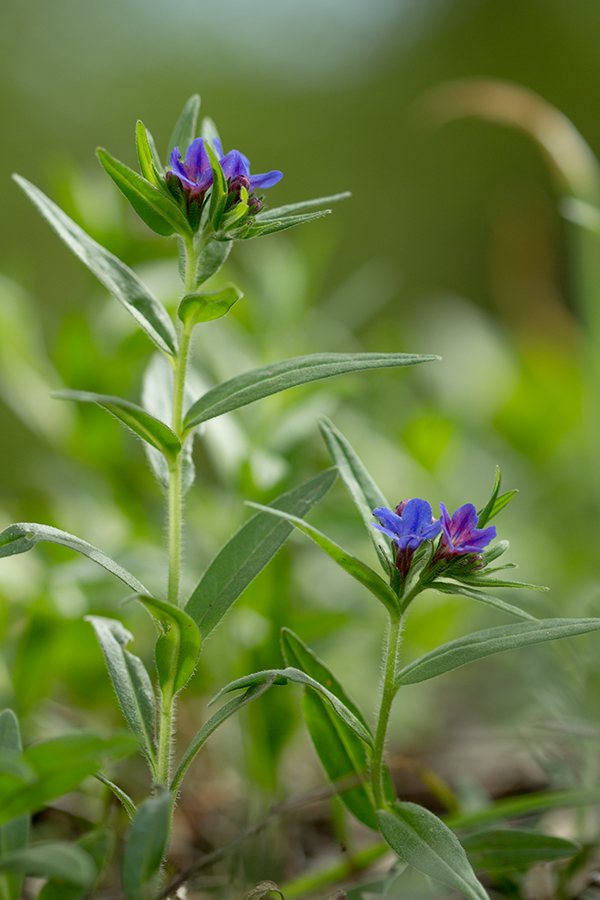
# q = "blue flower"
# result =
<box><xmin>168</xmin><ymin>137</ymin><xmax>282</xmax><ymax>203</ymax></box>
<box><xmin>439</xmin><ymin>503</ymin><xmax>496</xmax><ymax>555</ymax></box>
<box><xmin>373</xmin><ymin>500</ymin><xmax>441</xmax><ymax>578</ymax></box>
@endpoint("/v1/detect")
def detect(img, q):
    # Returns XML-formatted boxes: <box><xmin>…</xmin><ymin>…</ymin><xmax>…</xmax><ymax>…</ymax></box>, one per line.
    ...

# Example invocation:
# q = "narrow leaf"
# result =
<box><xmin>85</xmin><ymin>617</ymin><xmax>157</xmax><ymax>767</ymax></box>
<box><xmin>135</xmin><ymin>597</ymin><xmax>201</xmax><ymax>697</ymax></box>
<box><xmin>319</xmin><ymin>417</ymin><xmax>393</xmax><ymax>574</ymax></box>
<box><xmin>54</xmin><ymin>390</ymin><xmax>181</xmax><ymax>458</ymax></box>
<box><xmin>461</xmin><ymin>828</ymin><xmax>579</xmax><ymax>872</ymax></box>
<box><xmin>0</xmin><ymin>523</ymin><xmax>148</xmax><ymax>594</ymax></box>
<box><xmin>0</xmin><ymin>842</ymin><xmax>95</xmax><ymax>886</ymax></box>
<box><xmin>0</xmin><ymin>711</ymin><xmax>28</xmax><ymax>900</ymax></box>
<box><xmin>477</xmin><ymin>469</ymin><xmax>517</xmax><ymax>529</ymax></box>
<box><xmin>211</xmin><ymin>667</ymin><xmax>373</xmax><ymax>748</ymax></box>
<box><xmin>302</xmin><ymin>688</ymin><xmax>379</xmax><ymax>829</ymax></box>
<box><xmin>168</xmin><ymin>94</ymin><xmax>201</xmax><ymax>160</ymax></box>
<box><xmin>13</xmin><ymin>176</ymin><xmax>178</xmax><ymax>356</ymax></box>
<box><xmin>194</xmin><ymin>239</ymin><xmax>232</xmax><ymax>288</ymax></box>
<box><xmin>121</xmin><ymin>792</ymin><xmax>172</xmax><ymax>900</ymax></box>
<box><xmin>397</xmin><ymin>618</ymin><xmax>600</xmax><ymax>687</ymax></box>
<box><xmin>205</xmin><ymin>140</ymin><xmax>228</xmax><ymax>229</ymax></box>
<box><xmin>95</xmin><ymin>773</ymin><xmax>137</xmax><ymax>819</ymax></box>
<box><xmin>171</xmin><ymin>679</ymin><xmax>276</xmax><ymax>792</ymax></box>
<box><xmin>135</xmin><ymin>121</ymin><xmax>164</xmax><ymax>187</ymax></box>
<box><xmin>37</xmin><ymin>827</ymin><xmax>115</xmax><ymax>900</ymax></box>
<box><xmin>445</xmin><ymin>788</ymin><xmax>600</xmax><ymax>831</ymax></box>
<box><xmin>200</xmin><ymin>116</ymin><xmax>221</xmax><ymax>149</ymax></box>
<box><xmin>242</xmin><ymin>210</ymin><xmax>331</xmax><ymax>238</ymax></box>
<box><xmin>430</xmin><ymin>581</ymin><xmax>538</xmax><ymax>621</ymax></box>
<box><xmin>246</xmin><ymin>503</ymin><xmax>400</xmax><ymax>616</ymax></box>
<box><xmin>377</xmin><ymin>804</ymin><xmax>488</xmax><ymax>900</ymax></box>
<box><xmin>97</xmin><ymin>148</ymin><xmax>193</xmax><ymax>237</ymax></box>
<box><xmin>255</xmin><ymin>191</ymin><xmax>351</xmax><ymax>221</ymax></box>
<box><xmin>186</xmin><ymin>468</ymin><xmax>337</xmax><ymax>638</ymax></box>
<box><xmin>178</xmin><ymin>284</ymin><xmax>242</xmax><ymax>326</ymax></box>
<box><xmin>183</xmin><ymin>352</ymin><xmax>438</xmax><ymax>432</ymax></box>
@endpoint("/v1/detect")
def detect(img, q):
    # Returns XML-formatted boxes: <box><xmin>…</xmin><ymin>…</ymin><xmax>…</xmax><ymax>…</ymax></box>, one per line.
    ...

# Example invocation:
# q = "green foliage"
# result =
<box><xmin>135</xmin><ymin>596</ymin><xmax>201</xmax><ymax>696</ymax></box>
<box><xmin>121</xmin><ymin>792</ymin><xmax>172</xmax><ymax>900</ymax></box>
<box><xmin>461</xmin><ymin>828</ymin><xmax>579</xmax><ymax>873</ymax></box>
<box><xmin>167</xmin><ymin>94</ymin><xmax>201</xmax><ymax>161</ymax></box>
<box><xmin>178</xmin><ymin>284</ymin><xmax>243</xmax><ymax>326</ymax></box>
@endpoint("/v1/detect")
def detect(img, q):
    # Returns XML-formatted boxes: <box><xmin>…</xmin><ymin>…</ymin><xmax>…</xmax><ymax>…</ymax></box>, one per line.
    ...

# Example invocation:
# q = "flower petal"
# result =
<box><xmin>185</xmin><ymin>138</ymin><xmax>211</xmax><ymax>182</ymax></box>
<box><xmin>449</xmin><ymin>503</ymin><xmax>479</xmax><ymax>543</ymax></box>
<box><xmin>249</xmin><ymin>170</ymin><xmax>283</xmax><ymax>190</ymax></box>
<box><xmin>373</xmin><ymin>507</ymin><xmax>404</xmax><ymax>534</ymax></box>
<box><xmin>220</xmin><ymin>149</ymin><xmax>251</xmax><ymax>181</ymax></box>
<box><xmin>401</xmin><ymin>498</ymin><xmax>434</xmax><ymax>535</ymax></box>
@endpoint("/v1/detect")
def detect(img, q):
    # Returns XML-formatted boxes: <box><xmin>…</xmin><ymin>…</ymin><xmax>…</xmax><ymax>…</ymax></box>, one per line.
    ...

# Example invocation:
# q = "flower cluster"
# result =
<box><xmin>373</xmin><ymin>499</ymin><xmax>496</xmax><ymax>581</ymax></box>
<box><xmin>167</xmin><ymin>137</ymin><xmax>282</xmax><ymax>229</ymax></box>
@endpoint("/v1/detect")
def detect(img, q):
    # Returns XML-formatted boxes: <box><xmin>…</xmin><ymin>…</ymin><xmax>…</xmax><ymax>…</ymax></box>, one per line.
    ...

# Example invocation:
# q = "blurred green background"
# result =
<box><xmin>3</xmin><ymin>0</ymin><xmax>600</xmax><ymax>889</ymax></box>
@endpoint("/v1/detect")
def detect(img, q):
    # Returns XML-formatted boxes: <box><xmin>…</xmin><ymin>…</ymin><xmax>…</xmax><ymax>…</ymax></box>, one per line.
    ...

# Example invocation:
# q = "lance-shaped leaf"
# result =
<box><xmin>37</xmin><ymin>827</ymin><xmax>115</xmax><ymax>900</ymax></box>
<box><xmin>477</xmin><ymin>468</ymin><xmax>518</xmax><ymax>529</ymax></box>
<box><xmin>183</xmin><ymin>352</ymin><xmax>438</xmax><ymax>432</ymax></box>
<box><xmin>178</xmin><ymin>284</ymin><xmax>242</xmax><ymax>327</ymax></box>
<box><xmin>255</xmin><ymin>191</ymin><xmax>351</xmax><ymax>221</ymax></box>
<box><xmin>377</xmin><ymin>804</ymin><xmax>488</xmax><ymax>900</ymax></box>
<box><xmin>241</xmin><ymin>210</ymin><xmax>331</xmax><ymax>239</ymax></box>
<box><xmin>135</xmin><ymin>597</ymin><xmax>201</xmax><ymax>697</ymax></box>
<box><xmin>396</xmin><ymin>618</ymin><xmax>600</xmax><ymax>687</ymax></box>
<box><xmin>121</xmin><ymin>792</ymin><xmax>172</xmax><ymax>900</ymax></box>
<box><xmin>54</xmin><ymin>390</ymin><xmax>181</xmax><ymax>459</ymax></box>
<box><xmin>211</xmin><ymin>667</ymin><xmax>373</xmax><ymax>748</ymax></box>
<box><xmin>186</xmin><ymin>468</ymin><xmax>337</xmax><ymax>637</ymax></box>
<box><xmin>85</xmin><ymin>617</ymin><xmax>157</xmax><ymax>768</ymax></box>
<box><xmin>135</xmin><ymin>121</ymin><xmax>165</xmax><ymax>188</ymax></box>
<box><xmin>12</xmin><ymin>176</ymin><xmax>178</xmax><ymax>357</ymax></box>
<box><xmin>205</xmin><ymin>140</ymin><xmax>228</xmax><ymax>230</ymax></box>
<box><xmin>0</xmin><ymin>711</ymin><xmax>29</xmax><ymax>900</ymax></box>
<box><xmin>0</xmin><ymin>523</ymin><xmax>148</xmax><ymax>594</ymax></box>
<box><xmin>319</xmin><ymin>417</ymin><xmax>393</xmax><ymax>575</ymax></box>
<box><xmin>430</xmin><ymin>581</ymin><xmax>538</xmax><ymax>622</ymax></box>
<box><xmin>97</xmin><ymin>148</ymin><xmax>193</xmax><ymax>238</ymax></box>
<box><xmin>167</xmin><ymin>94</ymin><xmax>201</xmax><ymax>161</ymax></box>
<box><xmin>461</xmin><ymin>828</ymin><xmax>579</xmax><ymax>873</ymax></box>
<box><xmin>0</xmin><ymin>732</ymin><xmax>137</xmax><ymax>826</ymax></box>
<box><xmin>246</xmin><ymin>503</ymin><xmax>400</xmax><ymax>616</ymax></box>
<box><xmin>194</xmin><ymin>239</ymin><xmax>232</xmax><ymax>288</ymax></box>
<box><xmin>200</xmin><ymin>116</ymin><xmax>221</xmax><ymax>148</ymax></box>
<box><xmin>282</xmin><ymin>629</ymin><xmax>396</xmax><ymax>829</ymax></box>
<box><xmin>0</xmin><ymin>842</ymin><xmax>96</xmax><ymax>887</ymax></box>
<box><xmin>171</xmin><ymin>678</ymin><xmax>277</xmax><ymax>792</ymax></box>
<box><xmin>445</xmin><ymin>788</ymin><xmax>600</xmax><ymax>831</ymax></box>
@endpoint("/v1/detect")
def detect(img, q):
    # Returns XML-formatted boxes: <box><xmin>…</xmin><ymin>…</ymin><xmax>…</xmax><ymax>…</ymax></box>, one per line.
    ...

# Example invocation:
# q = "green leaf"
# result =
<box><xmin>168</xmin><ymin>94</ymin><xmax>201</xmax><ymax>160</ymax></box>
<box><xmin>477</xmin><ymin>468</ymin><xmax>517</xmax><ymax>529</ymax></box>
<box><xmin>397</xmin><ymin>618</ymin><xmax>600</xmax><ymax>687</ymax></box>
<box><xmin>121</xmin><ymin>792</ymin><xmax>172</xmax><ymax>900</ymax></box>
<box><xmin>135</xmin><ymin>597</ymin><xmax>201</xmax><ymax>697</ymax></box>
<box><xmin>302</xmin><ymin>688</ymin><xmax>379</xmax><ymax>829</ymax></box>
<box><xmin>430</xmin><ymin>581</ymin><xmax>538</xmax><ymax>621</ymax></box>
<box><xmin>0</xmin><ymin>842</ymin><xmax>95</xmax><ymax>886</ymax></box>
<box><xmin>97</xmin><ymin>148</ymin><xmax>193</xmax><ymax>237</ymax></box>
<box><xmin>211</xmin><ymin>667</ymin><xmax>373</xmax><ymax>748</ymax></box>
<box><xmin>241</xmin><ymin>209</ymin><xmax>331</xmax><ymax>238</ymax></box>
<box><xmin>171</xmin><ymin>678</ymin><xmax>277</xmax><ymax>792</ymax></box>
<box><xmin>0</xmin><ymin>711</ymin><xmax>28</xmax><ymax>900</ymax></box>
<box><xmin>135</xmin><ymin>121</ymin><xmax>164</xmax><ymax>188</ymax></box>
<box><xmin>183</xmin><ymin>352</ymin><xmax>438</xmax><ymax>432</ymax></box>
<box><xmin>319</xmin><ymin>417</ymin><xmax>393</xmax><ymax>575</ymax></box>
<box><xmin>186</xmin><ymin>468</ymin><xmax>337</xmax><ymax>638</ymax></box>
<box><xmin>0</xmin><ymin>732</ymin><xmax>136</xmax><ymax>826</ymax></box>
<box><xmin>53</xmin><ymin>389</ymin><xmax>181</xmax><ymax>459</ymax></box>
<box><xmin>461</xmin><ymin>828</ymin><xmax>579</xmax><ymax>872</ymax></box>
<box><xmin>178</xmin><ymin>284</ymin><xmax>242</xmax><ymax>326</ymax></box>
<box><xmin>37</xmin><ymin>827</ymin><xmax>115</xmax><ymax>900</ymax></box>
<box><xmin>0</xmin><ymin>522</ymin><xmax>148</xmax><ymax>594</ymax></box>
<box><xmin>85</xmin><ymin>617</ymin><xmax>157</xmax><ymax>768</ymax></box>
<box><xmin>377</xmin><ymin>804</ymin><xmax>488</xmax><ymax>900</ymax></box>
<box><xmin>13</xmin><ymin>176</ymin><xmax>178</xmax><ymax>356</ymax></box>
<box><xmin>247</xmin><ymin>503</ymin><xmax>400</xmax><ymax>616</ymax></box>
<box><xmin>445</xmin><ymin>788</ymin><xmax>600</xmax><ymax>831</ymax></box>
<box><xmin>205</xmin><ymin>140</ymin><xmax>228</xmax><ymax>230</ymax></box>
<box><xmin>255</xmin><ymin>191</ymin><xmax>351</xmax><ymax>221</ymax></box>
<box><xmin>194</xmin><ymin>239</ymin><xmax>233</xmax><ymax>288</ymax></box>
<box><xmin>95</xmin><ymin>774</ymin><xmax>136</xmax><ymax>819</ymax></box>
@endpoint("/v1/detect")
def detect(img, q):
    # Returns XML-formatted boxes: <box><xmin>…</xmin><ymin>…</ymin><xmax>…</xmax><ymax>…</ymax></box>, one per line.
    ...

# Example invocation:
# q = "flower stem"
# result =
<box><xmin>157</xmin><ymin>687</ymin><xmax>174</xmax><ymax>787</ymax></box>
<box><xmin>371</xmin><ymin>611</ymin><xmax>402</xmax><ymax>809</ymax></box>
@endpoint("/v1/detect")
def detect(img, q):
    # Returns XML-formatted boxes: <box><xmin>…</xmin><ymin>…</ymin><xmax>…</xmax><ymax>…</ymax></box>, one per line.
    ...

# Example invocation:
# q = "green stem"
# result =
<box><xmin>371</xmin><ymin>611</ymin><xmax>402</xmax><ymax>809</ymax></box>
<box><xmin>157</xmin><ymin>688</ymin><xmax>174</xmax><ymax>787</ymax></box>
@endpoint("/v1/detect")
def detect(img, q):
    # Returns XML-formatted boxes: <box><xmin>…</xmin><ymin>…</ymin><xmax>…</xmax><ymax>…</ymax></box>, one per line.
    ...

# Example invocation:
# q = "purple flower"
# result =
<box><xmin>373</xmin><ymin>500</ymin><xmax>441</xmax><ymax>579</ymax></box>
<box><xmin>439</xmin><ymin>503</ymin><xmax>496</xmax><ymax>555</ymax></box>
<box><xmin>168</xmin><ymin>137</ymin><xmax>282</xmax><ymax>203</ymax></box>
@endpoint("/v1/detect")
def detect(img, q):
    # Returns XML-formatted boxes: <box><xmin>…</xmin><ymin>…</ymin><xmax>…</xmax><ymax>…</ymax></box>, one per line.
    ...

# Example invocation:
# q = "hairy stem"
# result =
<box><xmin>157</xmin><ymin>688</ymin><xmax>175</xmax><ymax>787</ymax></box>
<box><xmin>371</xmin><ymin>611</ymin><xmax>402</xmax><ymax>809</ymax></box>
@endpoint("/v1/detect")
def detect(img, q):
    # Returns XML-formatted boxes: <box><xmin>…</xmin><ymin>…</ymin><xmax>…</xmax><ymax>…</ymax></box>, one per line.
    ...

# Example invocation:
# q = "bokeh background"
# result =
<box><xmin>2</xmin><ymin>0</ymin><xmax>600</xmax><ymax>892</ymax></box>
